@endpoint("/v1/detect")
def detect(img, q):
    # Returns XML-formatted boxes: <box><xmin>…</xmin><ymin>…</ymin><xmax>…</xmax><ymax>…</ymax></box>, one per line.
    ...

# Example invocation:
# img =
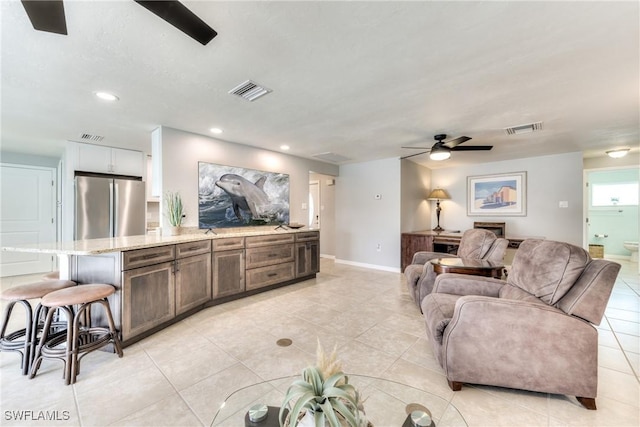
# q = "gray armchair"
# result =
<box><xmin>404</xmin><ymin>229</ymin><xmax>508</xmax><ymax>309</ymax></box>
<box><xmin>421</xmin><ymin>239</ymin><xmax>621</xmax><ymax>410</ymax></box>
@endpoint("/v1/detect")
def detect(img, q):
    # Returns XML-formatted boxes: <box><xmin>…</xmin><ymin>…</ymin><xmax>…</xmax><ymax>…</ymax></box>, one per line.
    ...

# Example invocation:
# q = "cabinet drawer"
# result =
<box><xmin>246</xmin><ymin>262</ymin><xmax>295</xmax><ymax>290</ymax></box>
<box><xmin>176</xmin><ymin>240</ymin><xmax>211</xmax><ymax>258</ymax></box>
<box><xmin>245</xmin><ymin>234</ymin><xmax>295</xmax><ymax>248</ymax></box>
<box><xmin>295</xmin><ymin>231</ymin><xmax>319</xmax><ymax>242</ymax></box>
<box><xmin>122</xmin><ymin>245</ymin><xmax>175</xmax><ymax>270</ymax></box>
<box><xmin>245</xmin><ymin>244</ymin><xmax>295</xmax><ymax>269</ymax></box>
<box><xmin>212</xmin><ymin>237</ymin><xmax>245</xmax><ymax>251</ymax></box>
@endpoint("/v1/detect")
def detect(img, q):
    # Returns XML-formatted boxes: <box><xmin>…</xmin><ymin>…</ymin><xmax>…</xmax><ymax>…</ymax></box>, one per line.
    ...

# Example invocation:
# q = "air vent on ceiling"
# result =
<box><xmin>504</xmin><ymin>121</ymin><xmax>543</xmax><ymax>136</ymax></box>
<box><xmin>312</xmin><ymin>152</ymin><xmax>352</xmax><ymax>164</ymax></box>
<box><xmin>228</xmin><ymin>80</ymin><xmax>272</xmax><ymax>102</ymax></box>
<box><xmin>79</xmin><ymin>133</ymin><xmax>104</xmax><ymax>142</ymax></box>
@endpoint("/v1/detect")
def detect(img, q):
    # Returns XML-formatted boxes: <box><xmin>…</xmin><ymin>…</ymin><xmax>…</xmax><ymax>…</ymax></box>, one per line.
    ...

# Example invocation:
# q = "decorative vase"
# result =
<box><xmin>168</xmin><ymin>226</ymin><xmax>181</xmax><ymax>236</ymax></box>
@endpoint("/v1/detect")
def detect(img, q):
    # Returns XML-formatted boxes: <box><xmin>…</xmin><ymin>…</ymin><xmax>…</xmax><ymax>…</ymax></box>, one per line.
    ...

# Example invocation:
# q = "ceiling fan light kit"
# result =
<box><xmin>401</xmin><ymin>133</ymin><xmax>493</xmax><ymax>161</ymax></box>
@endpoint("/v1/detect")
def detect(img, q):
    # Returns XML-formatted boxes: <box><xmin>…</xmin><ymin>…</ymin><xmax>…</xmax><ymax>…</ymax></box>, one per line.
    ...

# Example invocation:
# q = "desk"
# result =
<box><xmin>210</xmin><ymin>374</ymin><xmax>467</xmax><ymax>426</ymax></box>
<box><xmin>431</xmin><ymin>257</ymin><xmax>504</xmax><ymax>279</ymax></box>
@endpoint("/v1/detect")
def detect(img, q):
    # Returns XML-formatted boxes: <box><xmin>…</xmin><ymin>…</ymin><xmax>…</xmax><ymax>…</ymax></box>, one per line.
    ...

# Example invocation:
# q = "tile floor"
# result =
<box><xmin>0</xmin><ymin>258</ymin><xmax>638</xmax><ymax>427</ymax></box>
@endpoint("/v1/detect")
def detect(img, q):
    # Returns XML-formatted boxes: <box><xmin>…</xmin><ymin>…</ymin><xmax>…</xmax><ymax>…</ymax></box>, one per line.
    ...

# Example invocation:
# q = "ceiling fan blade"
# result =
<box><xmin>443</xmin><ymin>136</ymin><xmax>471</xmax><ymax>148</ymax></box>
<box><xmin>400</xmin><ymin>151</ymin><xmax>430</xmax><ymax>160</ymax></box>
<box><xmin>401</xmin><ymin>146</ymin><xmax>431</xmax><ymax>149</ymax></box>
<box><xmin>21</xmin><ymin>0</ymin><xmax>67</xmax><ymax>35</ymax></box>
<box><xmin>134</xmin><ymin>0</ymin><xmax>217</xmax><ymax>45</ymax></box>
<box><xmin>450</xmin><ymin>145</ymin><xmax>493</xmax><ymax>151</ymax></box>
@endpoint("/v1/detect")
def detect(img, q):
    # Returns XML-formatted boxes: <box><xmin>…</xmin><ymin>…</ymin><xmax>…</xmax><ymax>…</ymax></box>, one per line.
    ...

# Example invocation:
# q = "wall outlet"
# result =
<box><xmin>559</xmin><ymin>201</ymin><xmax>568</xmax><ymax>208</ymax></box>
<box><xmin>376</xmin><ymin>243</ymin><xmax>381</xmax><ymax>252</ymax></box>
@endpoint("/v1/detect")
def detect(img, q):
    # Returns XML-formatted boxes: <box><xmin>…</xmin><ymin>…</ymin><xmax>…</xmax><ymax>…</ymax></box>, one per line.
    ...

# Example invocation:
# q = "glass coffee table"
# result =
<box><xmin>210</xmin><ymin>374</ymin><xmax>467</xmax><ymax>426</ymax></box>
<box><xmin>431</xmin><ymin>257</ymin><xmax>504</xmax><ymax>279</ymax></box>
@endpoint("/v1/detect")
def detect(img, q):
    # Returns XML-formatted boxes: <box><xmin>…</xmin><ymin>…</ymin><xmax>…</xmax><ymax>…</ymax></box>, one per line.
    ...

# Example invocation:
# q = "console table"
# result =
<box><xmin>401</xmin><ymin>230</ymin><xmax>531</xmax><ymax>271</ymax></box>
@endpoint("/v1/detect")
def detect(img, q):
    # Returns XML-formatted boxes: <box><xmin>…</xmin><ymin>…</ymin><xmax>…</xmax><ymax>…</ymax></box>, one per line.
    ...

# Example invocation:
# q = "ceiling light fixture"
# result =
<box><xmin>210</xmin><ymin>128</ymin><xmax>223</xmax><ymax>134</ymax></box>
<box><xmin>280</xmin><ymin>145</ymin><xmax>290</xmax><ymax>151</ymax></box>
<box><xmin>606</xmin><ymin>148</ymin><xmax>630</xmax><ymax>158</ymax></box>
<box><xmin>429</xmin><ymin>146</ymin><xmax>451</xmax><ymax>161</ymax></box>
<box><xmin>94</xmin><ymin>91</ymin><xmax>119</xmax><ymax>101</ymax></box>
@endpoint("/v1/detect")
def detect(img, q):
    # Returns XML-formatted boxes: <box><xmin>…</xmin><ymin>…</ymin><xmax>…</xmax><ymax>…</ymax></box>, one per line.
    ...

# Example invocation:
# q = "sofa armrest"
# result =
<box><xmin>411</xmin><ymin>251</ymin><xmax>456</xmax><ymax>265</ymax></box>
<box><xmin>432</xmin><ymin>273</ymin><xmax>504</xmax><ymax>297</ymax></box>
<box><xmin>442</xmin><ymin>296</ymin><xmax>598</xmax><ymax>398</ymax></box>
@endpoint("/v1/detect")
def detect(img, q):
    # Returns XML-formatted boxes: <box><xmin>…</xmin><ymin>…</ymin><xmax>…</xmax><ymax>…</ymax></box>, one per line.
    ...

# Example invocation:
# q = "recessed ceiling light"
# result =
<box><xmin>606</xmin><ymin>148</ymin><xmax>630</xmax><ymax>158</ymax></box>
<box><xmin>210</xmin><ymin>128</ymin><xmax>223</xmax><ymax>134</ymax></box>
<box><xmin>94</xmin><ymin>91</ymin><xmax>119</xmax><ymax>101</ymax></box>
<box><xmin>280</xmin><ymin>145</ymin><xmax>290</xmax><ymax>151</ymax></box>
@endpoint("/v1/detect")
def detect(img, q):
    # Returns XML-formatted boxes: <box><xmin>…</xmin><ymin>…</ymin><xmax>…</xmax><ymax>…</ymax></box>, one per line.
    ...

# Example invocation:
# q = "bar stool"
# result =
<box><xmin>30</xmin><ymin>284</ymin><xmax>123</xmax><ymax>385</ymax></box>
<box><xmin>0</xmin><ymin>279</ymin><xmax>76</xmax><ymax>375</ymax></box>
<box><xmin>42</xmin><ymin>271</ymin><xmax>60</xmax><ymax>280</ymax></box>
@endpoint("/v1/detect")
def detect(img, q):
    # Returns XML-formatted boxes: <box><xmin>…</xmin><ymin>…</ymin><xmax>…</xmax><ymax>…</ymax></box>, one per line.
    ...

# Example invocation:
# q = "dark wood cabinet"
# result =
<box><xmin>401</xmin><ymin>232</ymin><xmax>435</xmax><ymax>271</ymax></box>
<box><xmin>121</xmin><ymin>261</ymin><xmax>175</xmax><ymax>340</ymax></box>
<box><xmin>295</xmin><ymin>240</ymin><xmax>319</xmax><ymax>277</ymax></box>
<box><xmin>175</xmin><ymin>253</ymin><xmax>211</xmax><ymax>314</ymax></box>
<box><xmin>212</xmin><ymin>248</ymin><xmax>245</xmax><ymax>299</ymax></box>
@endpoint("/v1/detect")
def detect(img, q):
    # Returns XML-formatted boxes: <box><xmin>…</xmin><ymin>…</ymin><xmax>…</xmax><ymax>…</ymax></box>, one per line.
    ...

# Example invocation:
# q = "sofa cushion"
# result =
<box><xmin>508</xmin><ymin>239</ymin><xmax>590</xmax><ymax>305</ymax></box>
<box><xmin>499</xmin><ymin>284</ymin><xmax>548</xmax><ymax>305</ymax></box>
<box><xmin>422</xmin><ymin>293</ymin><xmax>461</xmax><ymax>344</ymax></box>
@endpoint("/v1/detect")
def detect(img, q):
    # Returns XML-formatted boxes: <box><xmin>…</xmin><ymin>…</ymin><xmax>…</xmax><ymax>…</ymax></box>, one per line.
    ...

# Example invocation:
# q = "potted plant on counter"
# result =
<box><xmin>279</xmin><ymin>342</ymin><xmax>368</xmax><ymax>427</ymax></box>
<box><xmin>165</xmin><ymin>191</ymin><xmax>184</xmax><ymax>235</ymax></box>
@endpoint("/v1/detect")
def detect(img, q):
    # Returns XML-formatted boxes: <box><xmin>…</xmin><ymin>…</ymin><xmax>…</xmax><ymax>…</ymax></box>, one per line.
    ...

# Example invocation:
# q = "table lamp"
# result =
<box><xmin>427</xmin><ymin>188</ymin><xmax>450</xmax><ymax>232</ymax></box>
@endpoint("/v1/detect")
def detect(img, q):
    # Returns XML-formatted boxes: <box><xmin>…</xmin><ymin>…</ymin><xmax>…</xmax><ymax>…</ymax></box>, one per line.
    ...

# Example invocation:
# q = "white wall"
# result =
<box><xmin>158</xmin><ymin>126</ymin><xmax>338</xmax><ymax>231</ymax></box>
<box><xmin>432</xmin><ymin>152</ymin><xmax>584</xmax><ymax>245</ymax></box>
<box><xmin>400</xmin><ymin>159</ymin><xmax>432</xmax><ymax>233</ymax></box>
<box><xmin>335</xmin><ymin>158</ymin><xmax>401</xmax><ymax>271</ymax></box>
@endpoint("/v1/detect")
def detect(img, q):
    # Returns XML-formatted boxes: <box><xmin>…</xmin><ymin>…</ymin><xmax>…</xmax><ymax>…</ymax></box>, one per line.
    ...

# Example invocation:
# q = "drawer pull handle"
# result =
<box><xmin>267</xmin><ymin>272</ymin><xmax>278</xmax><ymax>277</ymax></box>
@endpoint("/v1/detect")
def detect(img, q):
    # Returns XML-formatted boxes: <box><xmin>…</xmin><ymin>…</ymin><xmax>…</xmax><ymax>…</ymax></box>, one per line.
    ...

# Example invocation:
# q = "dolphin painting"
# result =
<box><xmin>215</xmin><ymin>174</ymin><xmax>270</xmax><ymax>220</ymax></box>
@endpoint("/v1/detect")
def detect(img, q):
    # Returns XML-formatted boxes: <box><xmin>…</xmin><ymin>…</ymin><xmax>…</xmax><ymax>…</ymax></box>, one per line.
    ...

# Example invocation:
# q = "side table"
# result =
<box><xmin>431</xmin><ymin>257</ymin><xmax>504</xmax><ymax>279</ymax></box>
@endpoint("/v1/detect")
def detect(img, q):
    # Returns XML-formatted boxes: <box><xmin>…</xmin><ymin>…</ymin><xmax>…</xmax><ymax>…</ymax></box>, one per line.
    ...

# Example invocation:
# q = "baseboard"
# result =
<box><xmin>320</xmin><ymin>254</ymin><xmax>335</xmax><ymax>259</ymax></box>
<box><xmin>603</xmin><ymin>254</ymin><xmax>632</xmax><ymax>261</ymax></box>
<box><xmin>334</xmin><ymin>258</ymin><xmax>401</xmax><ymax>273</ymax></box>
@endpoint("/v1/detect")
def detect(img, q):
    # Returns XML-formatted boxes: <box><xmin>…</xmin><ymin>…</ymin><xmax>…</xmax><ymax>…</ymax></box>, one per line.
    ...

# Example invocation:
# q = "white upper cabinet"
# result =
<box><xmin>75</xmin><ymin>142</ymin><xmax>144</xmax><ymax>177</ymax></box>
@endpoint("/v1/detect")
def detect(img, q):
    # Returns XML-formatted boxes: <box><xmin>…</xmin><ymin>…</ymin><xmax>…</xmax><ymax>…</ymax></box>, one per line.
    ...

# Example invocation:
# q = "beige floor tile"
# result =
<box><xmin>598</xmin><ymin>345</ymin><xmax>635</xmax><ymax>374</ymax></box>
<box><xmin>609</xmin><ymin>317</ymin><xmax>640</xmax><ymax>336</ymax></box>
<box><xmin>108</xmin><ymin>394</ymin><xmax>203</xmax><ymax>427</ymax></box>
<box><xmin>615</xmin><ymin>331</ymin><xmax>640</xmax><ymax>354</ymax></box>
<box><xmin>548</xmin><ymin>394</ymin><xmax>640</xmax><ymax>426</ymax></box>
<box><xmin>356</xmin><ymin>325</ymin><xmax>419</xmax><ymax>357</ymax></box>
<box><xmin>334</xmin><ymin>340</ymin><xmax>398</xmax><ymax>376</ymax></box>
<box><xmin>597</xmin><ymin>366</ymin><xmax>640</xmax><ymax>408</ymax></box>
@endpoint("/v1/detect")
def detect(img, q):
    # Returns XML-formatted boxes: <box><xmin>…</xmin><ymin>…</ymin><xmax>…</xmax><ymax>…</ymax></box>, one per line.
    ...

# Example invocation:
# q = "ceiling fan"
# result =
<box><xmin>401</xmin><ymin>134</ymin><xmax>493</xmax><ymax>161</ymax></box>
<box><xmin>20</xmin><ymin>0</ymin><xmax>217</xmax><ymax>45</ymax></box>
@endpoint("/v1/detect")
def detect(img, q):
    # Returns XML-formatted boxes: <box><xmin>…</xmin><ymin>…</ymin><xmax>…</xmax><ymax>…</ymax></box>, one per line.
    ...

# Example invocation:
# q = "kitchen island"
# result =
<box><xmin>2</xmin><ymin>228</ymin><xmax>320</xmax><ymax>346</ymax></box>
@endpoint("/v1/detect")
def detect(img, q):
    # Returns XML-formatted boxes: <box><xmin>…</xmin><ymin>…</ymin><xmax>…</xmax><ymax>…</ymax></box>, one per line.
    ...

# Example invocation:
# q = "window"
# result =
<box><xmin>591</xmin><ymin>182</ymin><xmax>639</xmax><ymax>206</ymax></box>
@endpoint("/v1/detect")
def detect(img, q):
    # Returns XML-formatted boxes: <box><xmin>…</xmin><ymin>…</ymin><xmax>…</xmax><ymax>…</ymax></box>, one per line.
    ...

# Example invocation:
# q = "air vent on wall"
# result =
<box><xmin>504</xmin><ymin>121</ymin><xmax>543</xmax><ymax>136</ymax></box>
<box><xmin>312</xmin><ymin>152</ymin><xmax>352</xmax><ymax>164</ymax></box>
<box><xmin>79</xmin><ymin>133</ymin><xmax>104</xmax><ymax>142</ymax></box>
<box><xmin>228</xmin><ymin>80</ymin><xmax>272</xmax><ymax>102</ymax></box>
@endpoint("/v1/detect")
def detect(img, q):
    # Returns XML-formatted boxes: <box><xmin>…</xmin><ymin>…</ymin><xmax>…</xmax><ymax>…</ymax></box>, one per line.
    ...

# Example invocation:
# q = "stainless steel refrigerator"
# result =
<box><xmin>75</xmin><ymin>175</ymin><xmax>146</xmax><ymax>240</ymax></box>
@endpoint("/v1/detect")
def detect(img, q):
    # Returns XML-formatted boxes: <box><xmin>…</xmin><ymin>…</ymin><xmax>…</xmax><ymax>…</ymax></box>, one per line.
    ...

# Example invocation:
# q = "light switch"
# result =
<box><xmin>302</xmin><ymin>202</ymin><xmax>307</xmax><ymax>210</ymax></box>
<box><xmin>559</xmin><ymin>201</ymin><xmax>568</xmax><ymax>208</ymax></box>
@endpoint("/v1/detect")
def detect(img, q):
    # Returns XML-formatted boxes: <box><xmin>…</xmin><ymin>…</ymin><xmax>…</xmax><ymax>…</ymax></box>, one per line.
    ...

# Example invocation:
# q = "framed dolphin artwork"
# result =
<box><xmin>198</xmin><ymin>162</ymin><xmax>290</xmax><ymax>228</ymax></box>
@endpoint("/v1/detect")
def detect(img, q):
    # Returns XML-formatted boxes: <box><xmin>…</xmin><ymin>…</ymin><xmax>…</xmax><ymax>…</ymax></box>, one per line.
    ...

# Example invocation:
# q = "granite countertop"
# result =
<box><xmin>1</xmin><ymin>227</ymin><xmax>318</xmax><ymax>255</ymax></box>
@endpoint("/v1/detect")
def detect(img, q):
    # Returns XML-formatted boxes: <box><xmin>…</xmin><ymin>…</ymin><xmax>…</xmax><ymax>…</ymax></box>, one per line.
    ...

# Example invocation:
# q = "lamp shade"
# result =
<box><xmin>429</xmin><ymin>146</ymin><xmax>451</xmax><ymax>161</ymax></box>
<box><xmin>427</xmin><ymin>188</ymin><xmax>450</xmax><ymax>200</ymax></box>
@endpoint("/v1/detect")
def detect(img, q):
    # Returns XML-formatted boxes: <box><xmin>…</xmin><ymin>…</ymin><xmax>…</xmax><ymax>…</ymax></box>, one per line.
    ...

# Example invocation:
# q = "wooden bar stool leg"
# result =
<box><xmin>99</xmin><ymin>299</ymin><xmax>123</xmax><ymax>357</ymax></box>
<box><xmin>29</xmin><ymin>307</ymin><xmax>57</xmax><ymax>379</ymax></box>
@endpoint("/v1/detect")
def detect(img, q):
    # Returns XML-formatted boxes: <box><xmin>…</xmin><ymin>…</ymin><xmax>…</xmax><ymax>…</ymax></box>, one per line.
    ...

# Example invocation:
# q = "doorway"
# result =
<box><xmin>309</xmin><ymin>180</ymin><xmax>320</xmax><ymax>228</ymax></box>
<box><xmin>0</xmin><ymin>164</ymin><xmax>56</xmax><ymax>277</ymax></box>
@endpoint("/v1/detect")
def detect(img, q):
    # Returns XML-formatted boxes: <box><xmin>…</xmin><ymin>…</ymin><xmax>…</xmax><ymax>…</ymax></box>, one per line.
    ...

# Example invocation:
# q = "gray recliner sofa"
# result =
<box><xmin>421</xmin><ymin>239</ymin><xmax>621</xmax><ymax>409</ymax></box>
<box><xmin>404</xmin><ymin>229</ymin><xmax>508</xmax><ymax>309</ymax></box>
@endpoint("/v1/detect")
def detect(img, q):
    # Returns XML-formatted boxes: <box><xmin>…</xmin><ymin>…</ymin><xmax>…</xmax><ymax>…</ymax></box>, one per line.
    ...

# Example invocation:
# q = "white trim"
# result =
<box><xmin>603</xmin><ymin>254</ymin><xmax>631</xmax><ymax>261</ymax></box>
<box><xmin>320</xmin><ymin>254</ymin><xmax>335</xmax><ymax>259</ymax></box>
<box><xmin>334</xmin><ymin>258</ymin><xmax>401</xmax><ymax>273</ymax></box>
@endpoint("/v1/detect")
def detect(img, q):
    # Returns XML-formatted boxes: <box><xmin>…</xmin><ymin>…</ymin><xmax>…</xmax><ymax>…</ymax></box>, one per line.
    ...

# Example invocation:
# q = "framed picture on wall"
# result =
<box><xmin>467</xmin><ymin>172</ymin><xmax>527</xmax><ymax>216</ymax></box>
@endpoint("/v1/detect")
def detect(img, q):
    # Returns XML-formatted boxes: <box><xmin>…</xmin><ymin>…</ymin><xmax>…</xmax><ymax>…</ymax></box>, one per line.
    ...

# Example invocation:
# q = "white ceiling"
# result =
<box><xmin>1</xmin><ymin>1</ymin><xmax>638</xmax><ymax>169</ymax></box>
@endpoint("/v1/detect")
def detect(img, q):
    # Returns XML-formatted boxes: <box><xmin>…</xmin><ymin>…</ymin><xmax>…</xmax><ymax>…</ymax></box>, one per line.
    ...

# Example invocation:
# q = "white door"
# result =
<box><xmin>309</xmin><ymin>181</ymin><xmax>320</xmax><ymax>228</ymax></box>
<box><xmin>0</xmin><ymin>164</ymin><xmax>56</xmax><ymax>277</ymax></box>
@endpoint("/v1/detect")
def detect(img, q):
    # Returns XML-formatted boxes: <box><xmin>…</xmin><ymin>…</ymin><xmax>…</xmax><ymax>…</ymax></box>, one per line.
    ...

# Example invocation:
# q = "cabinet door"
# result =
<box><xmin>295</xmin><ymin>240</ymin><xmax>319</xmax><ymax>277</ymax></box>
<box><xmin>112</xmin><ymin>148</ymin><xmax>144</xmax><ymax>177</ymax></box>
<box><xmin>77</xmin><ymin>144</ymin><xmax>111</xmax><ymax>173</ymax></box>
<box><xmin>212</xmin><ymin>249</ymin><xmax>245</xmax><ymax>299</ymax></box>
<box><xmin>121</xmin><ymin>261</ymin><xmax>175</xmax><ymax>341</ymax></box>
<box><xmin>175</xmin><ymin>253</ymin><xmax>211</xmax><ymax>314</ymax></box>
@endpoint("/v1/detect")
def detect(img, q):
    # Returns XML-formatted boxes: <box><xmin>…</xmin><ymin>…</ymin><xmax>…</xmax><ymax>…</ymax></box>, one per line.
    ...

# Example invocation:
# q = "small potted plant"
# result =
<box><xmin>279</xmin><ymin>342</ymin><xmax>367</xmax><ymax>427</ymax></box>
<box><xmin>165</xmin><ymin>191</ymin><xmax>184</xmax><ymax>235</ymax></box>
